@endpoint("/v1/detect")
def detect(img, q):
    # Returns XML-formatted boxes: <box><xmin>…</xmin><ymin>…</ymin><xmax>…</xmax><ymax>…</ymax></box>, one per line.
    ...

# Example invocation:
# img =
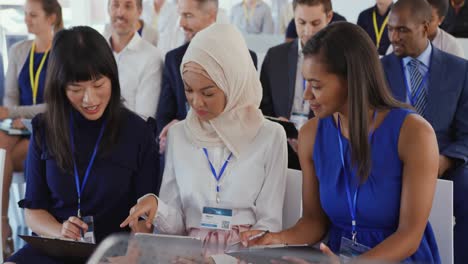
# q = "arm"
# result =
<box><xmin>259</xmin><ymin>50</ymin><xmax>276</xmax><ymax>117</ymax></box>
<box><xmin>135</xmin><ymin>49</ymin><xmax>163</xmax><ymax>119</ymax></box>
<box><xmin>25</xmin><ymin>209</ymin><xmax>62</xmax><ymax>237</ymax></box>
<box><xmin>359</xmin><ymin>114</ymin><xmax>439</xmax><ymax>261</ymax></box>
<box><xmin>275</xmin><ymin>118</ymin><xmax>330</xmax><ymax>244</ymax></box>
<box><xmin>439</xmin><ymin>66</ymin><xmax>468</xmax><ymax>168</ymax></box>
<box><xmin>4</xmin><ymin>45</ymin><xmax>20</xmax><ymax>108</ymax></box>
<box><xmin>251</xmin><ymin>124</ymin><xmax>288</xmax><ymax>232</ymax></box>
<box><xmin>153</xmin><ymin>128</ymin><xmax>186</xmax><ymax>234</ymax></box>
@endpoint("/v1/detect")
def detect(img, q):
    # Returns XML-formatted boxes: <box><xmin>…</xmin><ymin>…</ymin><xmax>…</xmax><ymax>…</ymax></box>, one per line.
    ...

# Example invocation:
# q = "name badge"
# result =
<box><xmin>200</xmin><ymin>206</ymin><xmax>233</xmax><ymax>231</ymax></box>
<box><xmin>339</xmin><ymin>237</ymin><xmax>370</xmax><ymax>263</ymax></box>
<box><xmin>80</xmin><ymin>215</ymin><xmax>96</xmax><ymax>244</ymax></box>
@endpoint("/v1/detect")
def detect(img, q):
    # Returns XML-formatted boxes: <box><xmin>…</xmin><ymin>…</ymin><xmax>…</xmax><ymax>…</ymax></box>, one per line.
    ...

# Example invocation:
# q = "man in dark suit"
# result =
<box><xmin>382</xmin><ymin>1</ymin><xmax>468</xmax><ymax>263</ymax></box>
<box><xmin>260</xmin><ymin>0</ymin><xmax>333</xmax><ymax>169</ymax></box>
<box><xmin>156</xmin><ymin>0</ymin><xmax>257</xmax><ymax>153</ymax></box>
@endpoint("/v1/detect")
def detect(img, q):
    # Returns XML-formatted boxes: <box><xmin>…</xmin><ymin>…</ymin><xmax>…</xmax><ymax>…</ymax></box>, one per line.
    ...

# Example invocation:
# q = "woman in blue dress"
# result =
<box><xmin>242</xmin><ymin>22</ymin><xmax>441</xmax><ymax>263</ymax></box>
<box><xmin>5</xmin><ymin>26</ymin><xmax>161</xmax><ymax>264</ymax></box>
<box><xmin>0</xmin><ymin>0</ymin><xmax>62</xmax><ymax>257</ymax></box>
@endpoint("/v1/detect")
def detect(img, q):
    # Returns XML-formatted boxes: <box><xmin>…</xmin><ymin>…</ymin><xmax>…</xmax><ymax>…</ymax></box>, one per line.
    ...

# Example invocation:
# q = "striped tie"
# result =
<box><xmin>408</xmin><ymin>59</ymin><xmax>427</xmax><ymax>115</ymax></box>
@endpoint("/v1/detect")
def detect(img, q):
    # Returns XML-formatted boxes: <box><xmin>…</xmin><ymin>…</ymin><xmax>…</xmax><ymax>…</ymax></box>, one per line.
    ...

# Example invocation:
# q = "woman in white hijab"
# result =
<box><xmin>121</xmin><ymin>23</ymin><xmax>288</xmax><ymax>256</ymax></box>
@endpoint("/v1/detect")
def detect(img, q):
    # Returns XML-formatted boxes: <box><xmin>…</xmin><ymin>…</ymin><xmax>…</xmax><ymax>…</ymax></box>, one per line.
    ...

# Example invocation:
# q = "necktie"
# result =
<box><xmin>408</xmin><ymin>59</ymin><xmax>427</xmax><ymax>115</ymax></box>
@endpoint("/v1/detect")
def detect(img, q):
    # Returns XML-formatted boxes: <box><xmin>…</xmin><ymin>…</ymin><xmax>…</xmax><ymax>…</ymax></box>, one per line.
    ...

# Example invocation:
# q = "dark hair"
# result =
<box><xmin>303</xmin><ymin>22</ymin><xmax>407</xmax><ymax>182</ymax></box>
<box><xmin>292</xmin><ymin>0</ymin><xmax>332</xmax><ymax>13</ymax></box>
<box><xmin>108</xmin><ymin>0</ymin><xmax>143</xmax><ymax>10</ymax></box>
<box><xmin>427</xmin><ymin>0</ymin><xmax>449</xmax><ymax>18</ymax></box>
<box><xmin>34</xmin><ymin>0</ymin><xmax>63</xmax><ymax>33</ymax></box>
<box><xmin>42</xmin><ymin>26</ymin><xmax>124</xmax><ymax>173</ymax></box>
<box><xmin>392</xmin><ymin>0</ymin><xmax>432</xmax><ymax>24</ymax></box>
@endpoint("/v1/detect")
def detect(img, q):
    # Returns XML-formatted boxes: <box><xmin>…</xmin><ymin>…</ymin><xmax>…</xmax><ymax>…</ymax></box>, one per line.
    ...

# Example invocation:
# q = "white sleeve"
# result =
<box><xmin>135</xmin><ymin>47</ymin><xmax>163</xmax><ymax>119</ymax></box>
<box><xmin>451</xmin><ymin>39</ymin><xmax>465</xmax><ymax>59</ymax></box>
<box><xmin>252</xmin><ymin>124</ymin><xmax>288</xmax><ymax>232</ymax></box>
<box><xmin>153</xmin><ymin>128</ymin><xmax>186</xmax><ymax>235</ymax></box>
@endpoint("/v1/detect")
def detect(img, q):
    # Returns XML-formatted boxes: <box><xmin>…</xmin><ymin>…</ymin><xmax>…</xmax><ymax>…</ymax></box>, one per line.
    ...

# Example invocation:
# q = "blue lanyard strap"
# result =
<box><xmin>69</xmin><ymin>112</ymin><xmax>107</xmax><ymax>218</ymax></box>
<box><xmin>400</xmin><ymin>59</ymin><xmax>430</xmax><ymax>107</ymax></box>
<box><xmin>337</xmin><ymin>111</ymin><xmax>377</xmax><ymax>243</ymax></box>
<box><xmin>202</xmin><ymin>148</ymin><xmax>233</xmax><ymax>194</ymax></box>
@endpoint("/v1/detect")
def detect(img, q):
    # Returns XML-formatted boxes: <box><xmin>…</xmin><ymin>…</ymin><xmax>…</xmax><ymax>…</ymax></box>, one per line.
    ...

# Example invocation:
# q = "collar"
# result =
<box><xmin>108</xmin><ymin>32</ymin><xmax>142</xmax><ymax>53</ymax></box>
<box><xmin>402</xmin><ymin>41</ymin><xmax>432</xmax><ymax>68</ymax></box>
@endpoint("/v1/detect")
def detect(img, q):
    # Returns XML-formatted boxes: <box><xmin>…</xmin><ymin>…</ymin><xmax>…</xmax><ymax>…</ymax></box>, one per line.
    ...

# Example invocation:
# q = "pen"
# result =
<box><xmin>228</xmin><ymin>230</ymin><xmax>270</xmax><ymax>247</ymax></box>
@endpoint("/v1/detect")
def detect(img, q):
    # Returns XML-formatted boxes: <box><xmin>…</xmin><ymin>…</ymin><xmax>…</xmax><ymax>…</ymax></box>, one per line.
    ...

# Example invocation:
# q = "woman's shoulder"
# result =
<box><xmin>260</xmin><ymin>119</ymin><xmax>287</xmax><ymax>140</ymax></box>
<box><xmin>9</xmin><ymin>39</ymin><xmax>33</xmax><ymax>57</ymax></box>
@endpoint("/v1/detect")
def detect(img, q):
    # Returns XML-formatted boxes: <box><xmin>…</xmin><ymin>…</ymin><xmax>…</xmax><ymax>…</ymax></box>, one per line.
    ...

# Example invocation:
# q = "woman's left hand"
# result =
<box><xmin>0</xmin><ymin>107</ymin><xmax>9</xmax><ymax>120</ymax></box>
<box><xmin>318</xmin><ymin>243</ymin><xmax>340</xmax><ymax>264</ymax></box>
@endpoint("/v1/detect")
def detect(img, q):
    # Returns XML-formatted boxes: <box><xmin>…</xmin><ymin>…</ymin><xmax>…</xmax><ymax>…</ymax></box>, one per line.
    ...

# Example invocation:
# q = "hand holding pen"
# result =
<box><xmin>238</xmin><ymin>229</ymin><xmax>284</xmax><ymax>247</ymax></box>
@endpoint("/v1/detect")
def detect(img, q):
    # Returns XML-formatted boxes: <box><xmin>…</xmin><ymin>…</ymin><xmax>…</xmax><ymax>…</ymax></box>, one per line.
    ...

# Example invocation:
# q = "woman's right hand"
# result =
<box><xmin>239</xmin><ymin>230</ymin><xmax>284</xmax><ymax>247</ymax></box>
<box><xmin>120</xmin><ymin>195</ymin><xmax>158</xmax><ymax>230</ymax></box>
<box><xmin>61</xmin><ymin>216</ymin><xmax>88</xmax><ymax>240</ymax></box>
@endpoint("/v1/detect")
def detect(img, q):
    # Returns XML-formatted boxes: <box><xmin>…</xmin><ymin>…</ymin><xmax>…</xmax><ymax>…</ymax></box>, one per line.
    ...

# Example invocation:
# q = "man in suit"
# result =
<box><xmin>381</xmin><ymin>0</ymin><xmax>468</xmax><ymax>263</ymax></box>
<box><xmin>157</xmin><ymin>0</ymin><xmax>257</xmax><ymax>154</ymax></box>
<box><xmin>260</xmin><ymin>0</ymin><xmax>333</xmax><ymax>169</ymax></box>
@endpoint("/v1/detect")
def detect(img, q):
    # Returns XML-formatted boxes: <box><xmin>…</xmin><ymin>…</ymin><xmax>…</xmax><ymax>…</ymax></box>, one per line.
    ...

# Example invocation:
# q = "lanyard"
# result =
<box><xmin>400</xmin><ymin>59</ymin><xmax>430</xmax><ymax>107</ymax></box>
<box><xmin>337</xmin><ymin>111</ymin><xmax>377</xmax><ymax>244</ymax></box>
<box><xmin>242</xmin><ymin>0</ymin><xmax>256</xmax><ymax>23</ymax></box>
<box><xmin>202</xmin><ymin>148</ymin><xmax>233</xmax><ymax>203</ymax></box>
<box><xmin>29</xmin><ymin>42</ymin><xmax>49</xmax><ymax>105</ymax></box>
<box><xmin>372</xmin><ymin>9</ymin><xmax>389</xmax><ymax>49</ymax></box>
<box><xmin>70</xmin><ymin>112</ymin><xmax>107</xmax><ymax>218</ymax></box>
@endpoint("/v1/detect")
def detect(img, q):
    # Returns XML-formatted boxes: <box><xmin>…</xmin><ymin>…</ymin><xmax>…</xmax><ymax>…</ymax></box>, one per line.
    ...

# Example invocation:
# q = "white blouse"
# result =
<box><xmin>152</xmin><ymin>119</ymin><xmax>288</xmax><ymax>235</ymax></box>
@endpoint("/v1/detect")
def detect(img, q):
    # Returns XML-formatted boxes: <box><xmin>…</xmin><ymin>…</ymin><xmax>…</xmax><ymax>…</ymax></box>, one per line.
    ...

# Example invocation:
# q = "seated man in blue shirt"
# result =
<box><xmin>357</xmin><ymin>0</ymin><xmax>393</xmax><ymax>55</ymax></box>
<box><xmin>381</xmin><ymin>0</ymin><xmax>468</xmax><ymax>263</ymax></box>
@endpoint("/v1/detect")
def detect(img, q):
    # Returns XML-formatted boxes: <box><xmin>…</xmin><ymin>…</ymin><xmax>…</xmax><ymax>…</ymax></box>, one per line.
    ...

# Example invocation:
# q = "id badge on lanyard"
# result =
<box><xmin>69</xmin><ymin>112</ymin><xmax>106</xmax><ymax>244</ymax></box>
<box><xmin>336</xmin><ymin>112</ymin><xmax>377</xmax><ymax>260</ymax></box>
<box><xmin>199</xmin><ymin>149</ymin><xmax>234</xmax><ymax>231</ymax></box>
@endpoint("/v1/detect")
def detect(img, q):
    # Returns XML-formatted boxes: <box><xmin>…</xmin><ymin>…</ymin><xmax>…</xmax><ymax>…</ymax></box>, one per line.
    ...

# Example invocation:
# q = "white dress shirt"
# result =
<box><xmin>230</xmin><ymin>0</ymin><xmax>275</xmax><ymax>34</ymax></box>
<box><xmin>109</xmin><ymin>33</ymin><xmax>163</xmax><ymax>119</ymax></box>
<box><xmin>150</xmin><ymin>119</ymin><xmax>287</xmax><ymax>235</ymax></box>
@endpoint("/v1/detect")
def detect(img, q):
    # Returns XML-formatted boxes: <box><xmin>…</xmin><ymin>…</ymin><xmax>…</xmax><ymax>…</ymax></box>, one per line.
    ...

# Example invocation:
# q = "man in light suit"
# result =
<box><xmin>260</xmin><ymin>0</ymin><xmax>333</xmax><ymax>169</ymax></box>
<box><xmin>381</xmin><ymin>1</ymin><xmax>468</xmax><ymax>263</ymax></box>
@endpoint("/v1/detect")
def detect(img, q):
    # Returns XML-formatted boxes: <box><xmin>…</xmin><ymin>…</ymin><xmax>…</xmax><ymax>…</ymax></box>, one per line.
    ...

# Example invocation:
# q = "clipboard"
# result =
<box><xmin>0</xmin><ymin>119</ymin><xmax>30</xmax><ymax>136</ymax></box>
<box><xmin>19</xmin><ymin>235</ymin><xmax>97</xmax><ymax>259</ymax></box>
<box><xmin>132</xmin><ymin>233</ymin><xmax>203</xmax><ymax>263</ymax></box>
<box><xmin>265</xmin><ymin>116</ymin><xmax>299</xmax><ymax>139</ymax></box>
<box><xmin>226</xmin><ymin>244</ymin><xmax>326</xmax><ymax>263</ymax></box>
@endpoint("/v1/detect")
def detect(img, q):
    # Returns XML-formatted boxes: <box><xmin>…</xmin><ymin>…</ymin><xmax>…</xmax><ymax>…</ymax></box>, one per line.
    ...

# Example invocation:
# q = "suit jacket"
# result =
<box><xmin>381</xmin><ymin>47</ymin><xmax>468</xmax><ymax>167</ymax></box>
<box><xmin>156</xmin><ymin>43</ymin><xmax>258</xmax><ymax>135</ymax></box>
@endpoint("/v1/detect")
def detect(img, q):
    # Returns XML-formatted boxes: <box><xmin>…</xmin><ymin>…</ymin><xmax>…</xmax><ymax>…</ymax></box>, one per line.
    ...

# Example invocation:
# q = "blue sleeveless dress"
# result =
<box><xmin>313</xmin><ymin>108</ymin><xmax>440</xmax><ymax>263</ymax></box>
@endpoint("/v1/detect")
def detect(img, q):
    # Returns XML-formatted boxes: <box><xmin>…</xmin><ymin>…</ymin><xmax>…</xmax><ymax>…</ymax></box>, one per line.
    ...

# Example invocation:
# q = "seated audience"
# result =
<box><xmin>382</xmin><ymin>0</ymin><xmax>468</xmax><ymax>263</ymax></box>
<box><xmin>243</xmin><ymin>22</ymin><xmax>441</xmax><ymax>264</ymax></box>
<box><xmin>357</xmin><ymin>0</ymin><xmax>393</xmax><ymax>56</ymax></box>
<box><xmin>106</xmin><ymin>0</ymin><xmax>163</xmax><ymax>119</ymax></box>
<box><xmin>121</xmin><ymin>23</ymin><xmax>287</xmax><ymax>260</ymax></box>
<box><xmin>5</xmin><ymin>26</ymin><xmax>161</xmax><ymax>264</ymax></box>
<box><xmin>0</xmin><ymin>0</ymin><xmax>62</xmax><ymax>258</ymax></box>
<box><xmin>230</xmin><ymin>0</ymin><xmax>274</xmax><ymax>34</ymax></box>
<box><xmin>441</xmin><ymin>0</ymin><xmax>468</xmax><ymax>38</ymax></box>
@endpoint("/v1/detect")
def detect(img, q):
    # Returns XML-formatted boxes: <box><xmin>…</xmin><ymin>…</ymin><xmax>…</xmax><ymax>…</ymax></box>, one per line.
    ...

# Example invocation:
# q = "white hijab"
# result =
<box><xmin>181</xmin><ymin>23</ymin><xmax>264</xmax><ymax>158</ymax></box>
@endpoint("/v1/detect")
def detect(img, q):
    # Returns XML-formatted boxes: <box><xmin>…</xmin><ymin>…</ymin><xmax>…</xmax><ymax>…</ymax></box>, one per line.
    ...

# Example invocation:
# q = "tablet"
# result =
<box><xmin>132</xmin><ymin>233</ymin><xmax>203</xmax><ymax>263</ymax></box>
<box><xmin>19</xmin><ymin>235</ymin><xmax>97</xmax><ymax>259</ymax></box>
<box><xmin>226</xmin><ymin>244</ymin><xmax>326</xmax><ymax>263</ymax></box>
<box><xmin>265</xmin><ymin>116</ymin><xmax>299</xmax><ymax>139</ymax></box>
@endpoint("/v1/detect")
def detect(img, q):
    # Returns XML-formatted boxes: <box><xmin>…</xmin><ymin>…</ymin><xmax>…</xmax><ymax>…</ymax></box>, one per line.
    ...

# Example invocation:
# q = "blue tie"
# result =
<box><xmin>407</xmin><ymin>59</ymin><xmax>427</xmax><ymax>115</ymax></box>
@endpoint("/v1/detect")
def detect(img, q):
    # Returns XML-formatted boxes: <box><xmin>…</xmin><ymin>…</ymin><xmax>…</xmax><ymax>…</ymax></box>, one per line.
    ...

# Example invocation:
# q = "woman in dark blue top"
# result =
<box><xmin>243</xmin><ymin>22</ymin><xmax>441</xmax><ymax>263</ymax></box>
<box><xmin>6</xmin><ymin>26</ymin><xmax>161</xmax><ymax>264</ymax></box>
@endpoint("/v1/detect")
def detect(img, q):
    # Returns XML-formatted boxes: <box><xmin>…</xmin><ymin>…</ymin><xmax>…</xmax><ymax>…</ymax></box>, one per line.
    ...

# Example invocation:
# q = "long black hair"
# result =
<box><xmin>303</xmin><ymin>22</ymin><xmax>408</xmax><ymax>181</ymax></box>
<box><xmin>42</xmin><ymin>26</ymin><xmax>124</xmax><ymax>173</ymax></box>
